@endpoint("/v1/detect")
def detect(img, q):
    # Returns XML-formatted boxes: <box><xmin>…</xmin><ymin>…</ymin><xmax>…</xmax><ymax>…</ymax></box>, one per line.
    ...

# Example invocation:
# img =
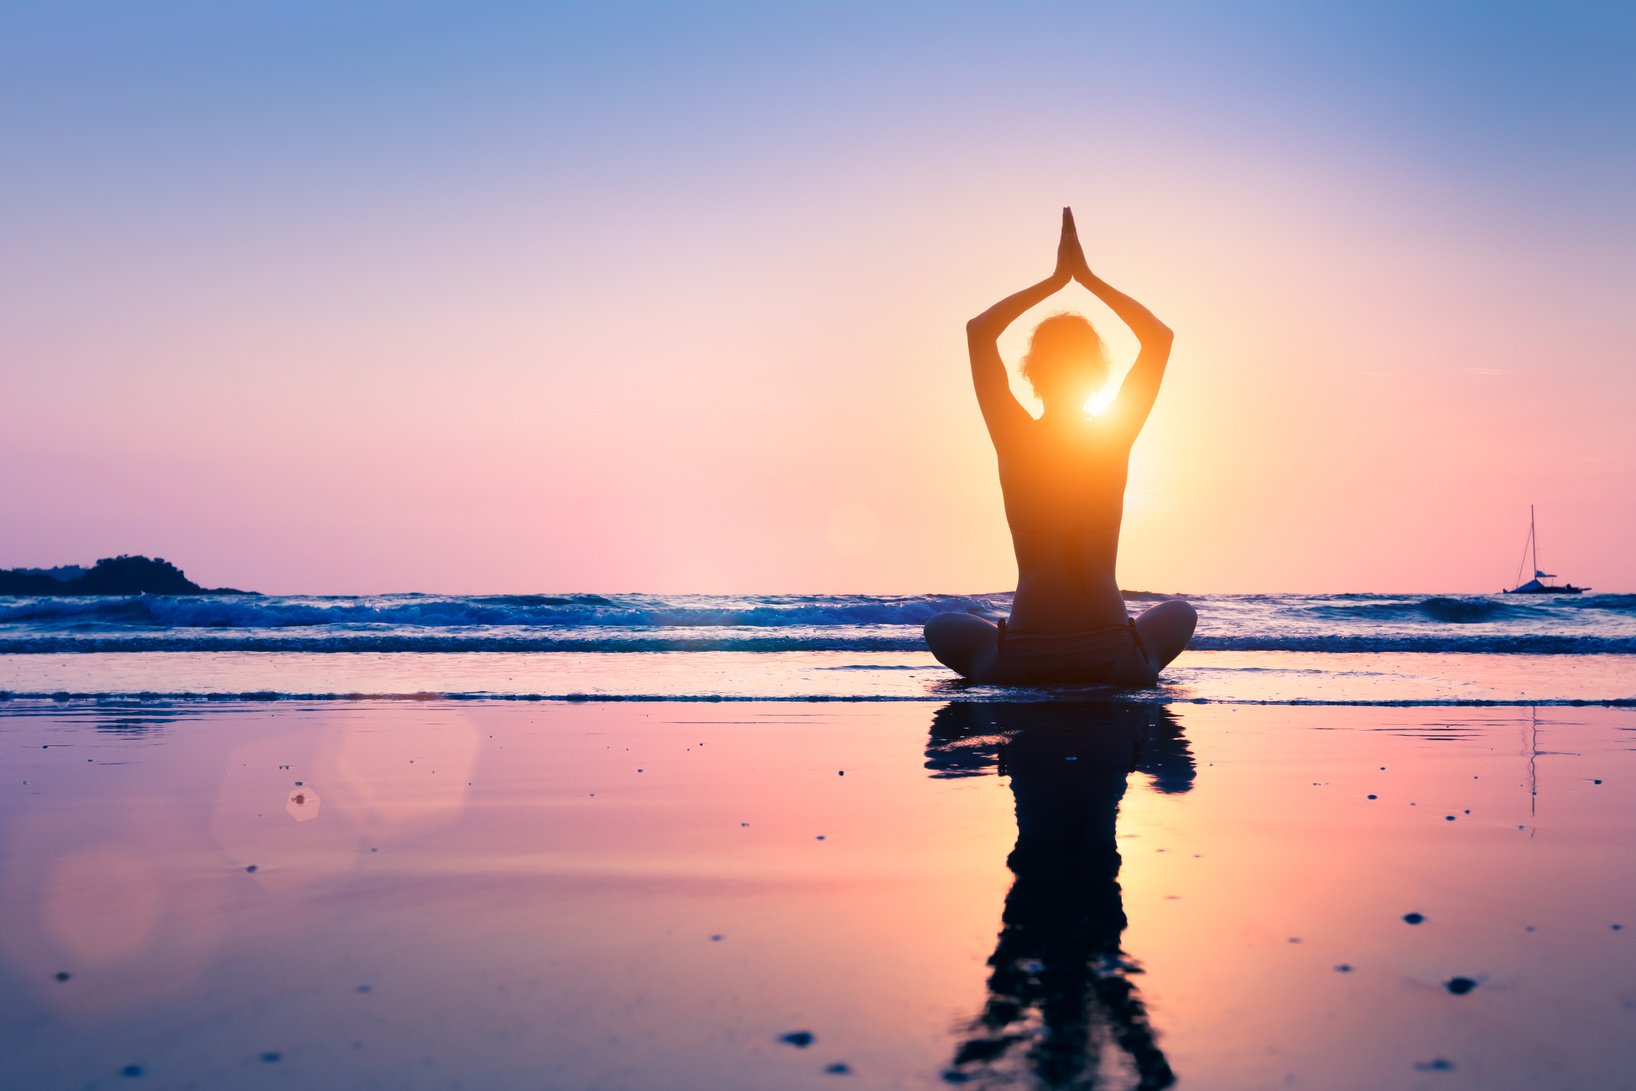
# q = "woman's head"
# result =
<box><xmin>1021</xmin><ymin>313</ymin><xmax>1107</xmax><ymax>408</ymax></box>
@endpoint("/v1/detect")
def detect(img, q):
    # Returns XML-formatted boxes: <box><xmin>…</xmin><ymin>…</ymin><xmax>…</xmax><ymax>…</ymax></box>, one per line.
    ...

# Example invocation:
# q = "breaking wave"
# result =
<box><xmin>2</xmin><ymin>631</ymin><xmax>1635</xmax><ymax>655</ymax></box>
<box><xmin>1</xmin><ymin>591</ymin><xmax>1631</xmax><ymax>655</ymax></box>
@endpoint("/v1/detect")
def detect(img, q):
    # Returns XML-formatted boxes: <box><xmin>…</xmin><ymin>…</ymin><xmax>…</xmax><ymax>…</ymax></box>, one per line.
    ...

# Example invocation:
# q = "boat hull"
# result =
<box><xmin>1503</xmin><ymin>586</ymin><xmax>1587</xmax><ymax>595</ymax></box>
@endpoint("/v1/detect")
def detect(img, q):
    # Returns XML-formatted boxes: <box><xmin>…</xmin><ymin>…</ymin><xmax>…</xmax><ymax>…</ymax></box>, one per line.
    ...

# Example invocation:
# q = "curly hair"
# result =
<box><xmin>1020</xmin><ymin>312</ymin><xmax>1108</xmax><ymax>398</ymax></box>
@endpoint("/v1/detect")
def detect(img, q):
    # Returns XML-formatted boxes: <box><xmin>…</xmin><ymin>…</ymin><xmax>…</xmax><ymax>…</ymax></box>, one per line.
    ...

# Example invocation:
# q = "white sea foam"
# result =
<box><xmin>2</xmin><ymin>592</ymin><xmax>1634</xmax><ymax>701</ymax></box>
<box><xmin>1</xmin><ymin>592</ymin><xmax>1633</xmax><ymax>655</ymax></box>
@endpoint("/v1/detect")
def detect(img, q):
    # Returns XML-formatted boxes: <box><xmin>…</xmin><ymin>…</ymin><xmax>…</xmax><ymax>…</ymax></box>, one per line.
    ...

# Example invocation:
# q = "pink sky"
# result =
<box><xmin>3</xmin><ymin>4</ymin><xmax>1632</xmax><ymax>594</ymax></box>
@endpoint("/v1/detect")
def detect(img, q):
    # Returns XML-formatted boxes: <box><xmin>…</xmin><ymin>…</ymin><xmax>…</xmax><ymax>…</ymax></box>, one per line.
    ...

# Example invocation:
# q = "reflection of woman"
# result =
<box><xmin>924</xmin><ymin>209</ymin><xmax>1195</xmax><ymax>685</ymax></box>
<box><xmin>927</xmin><ymin>702</ymin><xmax>1193</xmax><ymax>1089</ymax></box>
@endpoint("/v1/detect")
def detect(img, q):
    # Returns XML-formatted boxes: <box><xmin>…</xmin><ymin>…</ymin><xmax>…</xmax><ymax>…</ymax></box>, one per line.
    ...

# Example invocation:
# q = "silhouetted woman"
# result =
<box><xmin>924</xmin><ymin>209</ymin><xmax>1196</xmax><ymax>685</ymax></box>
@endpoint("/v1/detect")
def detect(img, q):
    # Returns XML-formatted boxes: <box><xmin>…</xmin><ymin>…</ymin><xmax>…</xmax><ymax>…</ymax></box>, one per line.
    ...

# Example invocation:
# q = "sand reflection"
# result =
<box><xmin>324</xmin><ymin>709</ymin><xmax>479</xmax><ymax>832</ymax></box>
<box><xmin>928</xmin><ymin>702</ymin><xmax>1194</xmax><ymax>1089</ymax></box>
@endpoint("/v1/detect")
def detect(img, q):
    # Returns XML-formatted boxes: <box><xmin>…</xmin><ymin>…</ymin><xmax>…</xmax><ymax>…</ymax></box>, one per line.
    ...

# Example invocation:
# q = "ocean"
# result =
<box><xmin>2</xmin><ymin>591</ymin><xmax>1633</xmax><ymax>704</ymax></box>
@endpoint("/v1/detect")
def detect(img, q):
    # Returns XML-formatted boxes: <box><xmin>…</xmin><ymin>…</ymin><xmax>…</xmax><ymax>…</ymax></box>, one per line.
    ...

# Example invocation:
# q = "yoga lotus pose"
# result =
<box><xmin>924</xmin><ymin>209</ymin><xmax>1196</xmax><ymax>685</ymax></box>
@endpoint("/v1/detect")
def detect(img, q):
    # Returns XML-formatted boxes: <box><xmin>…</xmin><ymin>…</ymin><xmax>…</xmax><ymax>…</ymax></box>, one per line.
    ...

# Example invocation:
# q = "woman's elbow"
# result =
<box><xmin>966</xmin><ymin>316</ymin><xmax>998</xmax><ymax>345</ymax></box>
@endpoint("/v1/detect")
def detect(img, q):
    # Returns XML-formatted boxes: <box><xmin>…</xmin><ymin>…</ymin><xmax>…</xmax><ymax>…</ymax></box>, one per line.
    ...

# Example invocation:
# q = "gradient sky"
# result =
<box><xmin>4</xmin><ymin>1</ymin><xmax>1633</xmax><ymax>594</ymax></box>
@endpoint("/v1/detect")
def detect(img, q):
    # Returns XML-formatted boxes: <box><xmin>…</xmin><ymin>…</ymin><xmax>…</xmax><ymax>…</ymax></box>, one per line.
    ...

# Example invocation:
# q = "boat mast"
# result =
<box><xmin>1531</xmin><ymin>504</ymin><xmax>1538</xmax><ymax>576</ymax></box>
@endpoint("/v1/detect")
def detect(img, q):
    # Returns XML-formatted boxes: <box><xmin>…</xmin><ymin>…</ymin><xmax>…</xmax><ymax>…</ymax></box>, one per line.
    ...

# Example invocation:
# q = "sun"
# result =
<box><xmin>1084</xmin><ymin>385</ymin><xmax>1116</xmax><ymax>417</ymax></box>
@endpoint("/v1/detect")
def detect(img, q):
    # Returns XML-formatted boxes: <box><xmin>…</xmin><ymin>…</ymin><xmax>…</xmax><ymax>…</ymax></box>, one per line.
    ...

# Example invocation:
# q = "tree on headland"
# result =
<box><xmin>74</xmin><ymin>556</ymin><xmax>198</xmax><ymax>594</ymax></box>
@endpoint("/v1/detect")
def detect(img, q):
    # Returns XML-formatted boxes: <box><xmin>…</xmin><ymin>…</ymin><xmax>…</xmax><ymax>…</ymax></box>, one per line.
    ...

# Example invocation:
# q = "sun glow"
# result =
<box><xmin>1084</xmin><ymin>385</ymin><xmax>1117</xmax><ymax>417</ymax></box>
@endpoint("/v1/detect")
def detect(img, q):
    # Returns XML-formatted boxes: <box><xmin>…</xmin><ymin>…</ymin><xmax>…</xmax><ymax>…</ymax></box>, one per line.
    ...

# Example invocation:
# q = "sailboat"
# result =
<box><xmin>1503</xmin><ymin>505</ymin><xmax>1587</xmax><ymax>594</ymax></box>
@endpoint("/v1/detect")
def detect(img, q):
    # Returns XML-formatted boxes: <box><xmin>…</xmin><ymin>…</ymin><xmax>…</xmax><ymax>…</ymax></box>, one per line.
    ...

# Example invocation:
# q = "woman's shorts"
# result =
<box><xmin>983</xmin><ymin>618</ymin><xmax>1158</xmax><ymax>687</ymax></box>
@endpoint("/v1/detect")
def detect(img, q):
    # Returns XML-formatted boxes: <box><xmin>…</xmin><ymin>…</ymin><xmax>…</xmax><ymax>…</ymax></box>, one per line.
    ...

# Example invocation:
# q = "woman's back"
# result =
<box><xmin>996</xmin><ymin>417</ymin><xmax>1132</xmax><ymax>632</ymax></box>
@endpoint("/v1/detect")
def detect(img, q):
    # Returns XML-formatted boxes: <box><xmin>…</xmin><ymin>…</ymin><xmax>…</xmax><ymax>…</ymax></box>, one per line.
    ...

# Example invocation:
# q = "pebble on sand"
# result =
<box><xmin>1444</xmin><ymin>976</ymin><xmax>1477</xmax><ymax>995</ymax></box>
<box><xmin>54</xmin><ymin>971</ymin><xmax>71</xmax><ymax>982</ymax></box>
<box><xmin>825</xmin><ymin>1062</ymin><xmax>852</xmax><ymax>1074</ymax></box>
<box><xmin>1403</xmin><ymin>912</ymin><xmax>1426</xmax><ymax>925</ymax></box>
<box><xmin>1414</xmin><ymin>1058</ymin><xmax>1455</xmax><ymax>1071</ymax></box>
<box><xmin>779</xmin><ymin>1031</ymin><xmax>816</xmax><ymax>1048</ymax></box>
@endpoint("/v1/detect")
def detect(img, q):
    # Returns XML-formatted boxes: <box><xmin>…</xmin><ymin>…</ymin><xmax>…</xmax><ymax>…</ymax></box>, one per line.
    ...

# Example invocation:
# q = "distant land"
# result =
<box><xmin>0</xmin><ymin>555</ymin><xmax>253</xmax><ymax>596</ymax></box>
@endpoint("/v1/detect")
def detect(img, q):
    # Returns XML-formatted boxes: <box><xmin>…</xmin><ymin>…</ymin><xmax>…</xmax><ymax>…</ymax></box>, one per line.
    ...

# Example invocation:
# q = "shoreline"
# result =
<box><xmin>5</xmin><ymin>693</ymin><xmax>1636</xmax><ymax>708</ymax></box>
<box><xmin>5</xmin><ymin>648</ymin><xmax>1635</xmax><ymax>706</ymax></box>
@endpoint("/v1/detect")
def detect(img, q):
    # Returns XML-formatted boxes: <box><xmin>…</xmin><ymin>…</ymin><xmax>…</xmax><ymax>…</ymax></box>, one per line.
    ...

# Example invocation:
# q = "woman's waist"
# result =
<box><xmin>1007</xmin><ymin>578</ymin><xmax>1128</xmax><ymax>633</ymax></box>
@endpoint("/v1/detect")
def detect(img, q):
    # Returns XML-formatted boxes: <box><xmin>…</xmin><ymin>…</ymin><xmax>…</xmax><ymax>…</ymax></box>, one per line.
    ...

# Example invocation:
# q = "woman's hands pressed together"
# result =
<box><xmin>1054</xmin><ymin>206</ymin><xmax>1091</xmax><ymax>285</ymax></box>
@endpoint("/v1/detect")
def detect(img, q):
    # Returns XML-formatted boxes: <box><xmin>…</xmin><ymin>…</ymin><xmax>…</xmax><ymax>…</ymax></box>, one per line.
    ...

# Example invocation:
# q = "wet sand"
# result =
<box><xmin>2</xmin><ymin>700</ymin><xmax>1633</xmax><ymax>1089</ymax></box>
<box><xmin>5</xmin><ymin>649</ymin><xmax>1636</xmax><ymax>703</ymax></box>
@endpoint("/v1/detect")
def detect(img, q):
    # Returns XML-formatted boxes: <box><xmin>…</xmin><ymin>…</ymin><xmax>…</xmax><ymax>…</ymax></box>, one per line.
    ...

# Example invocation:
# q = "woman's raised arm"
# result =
<box><xmin>1071</xmin><ymin>234</ymin><xmax>1174</xmax><ymax>441</ymax></box>
<box><xmin>966</xmin><ymin>210</ymin><xmax>1078</xmax><ymax>439</ymax></box>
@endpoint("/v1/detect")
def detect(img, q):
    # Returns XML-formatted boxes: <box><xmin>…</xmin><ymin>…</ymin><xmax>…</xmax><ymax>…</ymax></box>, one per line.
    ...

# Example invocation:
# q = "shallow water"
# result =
<box><xmin>2</xmin><ymin>700</ymin><xmax>1632</xmax><ymax>1089</ymax></box>
<box><xmin>3</xmin><ymin>648</ymin><xmax>1634</xmax><ymax>704</ymax></box>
